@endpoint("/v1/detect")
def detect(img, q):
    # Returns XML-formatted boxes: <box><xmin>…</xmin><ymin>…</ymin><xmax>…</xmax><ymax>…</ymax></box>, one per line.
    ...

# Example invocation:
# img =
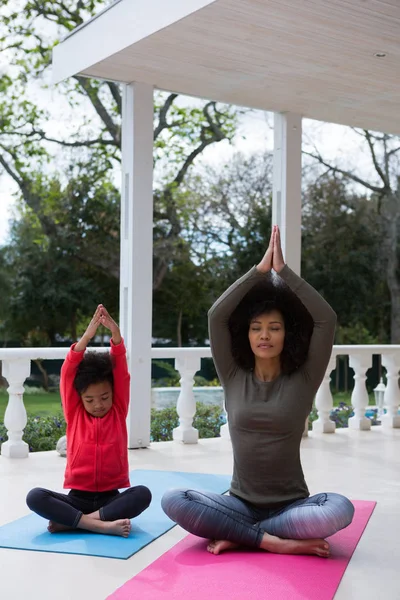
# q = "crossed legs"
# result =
<box><xmin>162</xmin><ymin>489</ymin><xmax>354</xmax><ymax>557</ymax></box>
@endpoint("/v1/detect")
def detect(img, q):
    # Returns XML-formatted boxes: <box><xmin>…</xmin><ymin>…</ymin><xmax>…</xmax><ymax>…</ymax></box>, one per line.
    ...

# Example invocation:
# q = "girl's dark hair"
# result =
<box><xmin>228</xmin><ymin>274</ymin><xmax>314</xmax><ymax>375</ymax></box>
<box><xmin>73</xmin><ymin>351</ymin><xmax>114</xmax><ymax>395</ymax></box>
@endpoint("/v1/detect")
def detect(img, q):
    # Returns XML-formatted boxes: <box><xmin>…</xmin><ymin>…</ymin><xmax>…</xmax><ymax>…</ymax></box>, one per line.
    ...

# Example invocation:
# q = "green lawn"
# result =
<box><xmin>0</xmin><ymin>389</ymin><xmax>376</xmax><ymax>422</ymax></box>
<box><xmin>0</xmin><ymin>392</ymin><xmax>62</xmax><ymax>421</ymax></box>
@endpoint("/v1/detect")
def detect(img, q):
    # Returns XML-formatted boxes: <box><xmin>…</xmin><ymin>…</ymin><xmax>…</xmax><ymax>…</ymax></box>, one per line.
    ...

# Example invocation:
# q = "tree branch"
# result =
<box><xmin>0</xmin><ymin>153</ymin><xmax>23</xmax><ymax>188</ymax></box>
<box><xmin>154</xmin><ymin>93</ymin><xmax>179</xmax><ymax>140</ymax></box>
<box><xmin>74</xmin><ymin>251</ymin><xmax>120</xmax><ymax>280</ymax></box>
<box><xmin>387</xmin><ymin>145</ymin><xmax>400</xmax><ymax>158</ymax></box>
<box><xmin>363</xmin><ymin>130</ymin><xmax>390</xmax><ymax>190</ymax></box>
<box><xmin>2</xmin><ymin>129</ymin><xmax>117</xmax><ymax>149</ymax></box>
<box><xmin>383</xmin><ymin>134</ymin><xmax>390</xmax><ymax>181</ymax></box>
<box><xmin>303</xmin><ymin>150</ymin><xmax>384</xmax><ymax>194</ymax></box>
<box><xmin>43</xmin><ymin>135</ymin><xmax>118</xmax><ymax>148</ymax></box>
<box><xmin>173</xmin><ymin>102</ymin><xmax>226</xmax><ymax>187</ymax></box>
<box><xmin>75</xmin><ymin>76</ymin><xmax>120</xmax><ymax>145</ymax></box>
<box><xmin>107</xmin><ymin>81</ymin><xmax>122</xmax><ymax>115</ymax></box>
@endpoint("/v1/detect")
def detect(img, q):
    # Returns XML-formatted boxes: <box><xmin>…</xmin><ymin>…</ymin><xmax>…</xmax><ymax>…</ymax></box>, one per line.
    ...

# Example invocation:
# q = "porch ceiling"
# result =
<box><xmin>52</xmin><ymin>0</ymin><xmax>400</xmax><ymax>135</ymax></box>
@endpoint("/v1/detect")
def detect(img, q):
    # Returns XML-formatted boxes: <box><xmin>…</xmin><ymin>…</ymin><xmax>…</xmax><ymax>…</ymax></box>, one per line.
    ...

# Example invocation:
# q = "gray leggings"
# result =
<box><xmin>161</xmin><ymin>489</ymin><xmax>355</xmax><ymax>547</ymax></box>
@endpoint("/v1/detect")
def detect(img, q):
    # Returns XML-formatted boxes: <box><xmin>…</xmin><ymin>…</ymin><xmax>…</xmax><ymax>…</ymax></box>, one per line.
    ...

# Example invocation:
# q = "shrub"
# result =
<box><xmin>193</xmin><ymin>376</ymin><xmax>221</xmax><ymax>387</ymax></box>
<box><xmin>0</xmin><ymin>414</ymin><xmax>66</xmax><ymax>452</ymax></box>
<box><xmin>193</xmin><ymin>403</ymin><xmax>224</xmax><ymax>438</ymax></box>
<box><xmin>308</xmin><ymin>402</ymin><xmax>380</xmax><ymax>430</ymax></box>
<box><xmin>150</xmin><ymin>406</ymin><xmax>179</xmax><ymax>441</ymax></box>
<box><xmin>23</xmin><ymin>386</ymin><xmax>49</xmax><ymax>396</ymax></box>
<box><xmin>150</xmin><ymin>403</ymin><xmax>224</xmax><ymax>442</ymax></box>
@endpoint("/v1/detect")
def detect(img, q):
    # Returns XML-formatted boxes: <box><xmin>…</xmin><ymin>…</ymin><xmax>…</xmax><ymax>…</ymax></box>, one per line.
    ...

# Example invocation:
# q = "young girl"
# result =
<box><xmin>26</xmin><ymin>305</ymin><xmax>151</xmax><ymax>537</ymax></box>
<box><xmin>162</xmin><ymin>226</ymin><xmax>354</xmax><ymax>557</ymax></box>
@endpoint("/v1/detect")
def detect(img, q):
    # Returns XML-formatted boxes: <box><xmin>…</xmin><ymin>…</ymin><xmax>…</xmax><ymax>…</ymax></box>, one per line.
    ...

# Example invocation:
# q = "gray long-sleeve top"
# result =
<box><xmin>208</xmin><ymin>265</ymin><xmax>337</xmax><ymax>508</ymax></box>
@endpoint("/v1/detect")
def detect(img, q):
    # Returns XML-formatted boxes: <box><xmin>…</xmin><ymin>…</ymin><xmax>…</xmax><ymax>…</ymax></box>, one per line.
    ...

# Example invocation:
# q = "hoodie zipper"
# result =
<box><xmin>95</xmin><ymin>417</ymin><xmax>99</xmax><ymax>492</ymax></box>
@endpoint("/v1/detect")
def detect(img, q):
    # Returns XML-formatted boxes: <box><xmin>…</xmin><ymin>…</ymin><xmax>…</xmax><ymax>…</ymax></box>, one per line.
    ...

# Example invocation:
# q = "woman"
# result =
<box><xmin>162</xmin><ymin>226</ymin><xmax>354</xmax><ymax>557</ymax></box>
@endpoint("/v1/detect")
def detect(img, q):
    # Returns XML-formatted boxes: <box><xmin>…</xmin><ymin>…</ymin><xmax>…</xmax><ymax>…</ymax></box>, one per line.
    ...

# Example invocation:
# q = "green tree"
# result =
<box><xmin>301</xmin><ymin>176</ymin><xmax>389</xmax><ymax>342</ymax></box>
<box><xmin>304</xmin><ymin>130</ymin><xmax>400</xmax><ymax>342</ymax></box>
<box><xmin>178</xmin><ymin>154</ymin><xmax>388</xmax><ymax>345</ymax></box>
<box><xmin>183</xmin><ymin>151</ymin><xmax>273</xmax><ymax>271</ymax></box>
<box><xmin>3</xmin><ymin>169</ymin><xmax>120</xmax><ymax>345</ymax></box>
<box><xmin>153</xmin><ymin>245</ymin><xmax>216</xmax><ymax>346</ymax></box>
<box><xmin>0</xmin><ymin>0</ymin><xmax>240</xmax><ymax>290</ymax></box>
<box><xmin>151</xmin><ymin>151</ymin><xmax>274</xmax><ymax>345</ymax></box>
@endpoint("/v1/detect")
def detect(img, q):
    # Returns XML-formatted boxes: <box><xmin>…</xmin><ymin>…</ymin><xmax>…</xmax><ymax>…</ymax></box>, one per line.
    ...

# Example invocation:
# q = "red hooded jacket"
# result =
<box><xmin>61</xmin><ymin>339</ymin><xmax>131</xmax><ymax>492</ymax></box>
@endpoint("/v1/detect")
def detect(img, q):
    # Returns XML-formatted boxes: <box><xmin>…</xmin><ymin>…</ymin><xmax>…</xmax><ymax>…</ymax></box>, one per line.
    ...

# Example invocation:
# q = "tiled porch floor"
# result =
<box><xmin>1</xmin><ymin>427</ymin><xmax>399</xmax><ymax>600</ymax></box>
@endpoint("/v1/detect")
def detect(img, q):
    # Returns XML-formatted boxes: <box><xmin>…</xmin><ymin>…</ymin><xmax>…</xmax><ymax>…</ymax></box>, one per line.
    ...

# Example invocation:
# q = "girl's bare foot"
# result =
<box><xmin>47</xmin><ymin>521</ymin><xmax>73</xmax><ymax>533</ymax></box>
<box><xmin>207</xmin><ymin>540</ymin><xmax>240</xmax><ymax>555</ymax></box>
<box><xmin>77</xmin><ymin>514</ymin><xmax>132</xmax><ymax>537</ymax></box>
<box><xmin>101</xmin><ymin>519</ymin><xmax>132</xmax><ymax>537</ymax></box>
<box><xmin>261</xmin><ymin>532</ymin><xmax>330</xmax><ymax>558</ymax></box>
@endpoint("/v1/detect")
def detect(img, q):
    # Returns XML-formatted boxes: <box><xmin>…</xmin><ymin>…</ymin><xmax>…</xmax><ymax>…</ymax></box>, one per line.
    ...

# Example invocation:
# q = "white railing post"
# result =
<box><xmin>348</xmin><ymin>352</ymin><xmax>371</xmax><ymax>430</ymax></box>
<box><xmin>381</xmin><ymin>352</ymin><xmax>400</xmax><ymax>429</ymax></box>
<box><xmin>1</xmin><ymin>359</ymin><xmax>31</xmax><ymax>458</ymax></box>
<box><xmin>312</xmin><ymin>355</ymin><xmax>336</xmax><ymax>434</ymax></box>
<box><xmin>173</xmin><ymin>356</ymin><xmax>200</xmax><ymax>444</ymax></box>
<box><xmin>220</xmin><ymin>398</ymin><xmax>230</xmax><ymax>439</ymax></box>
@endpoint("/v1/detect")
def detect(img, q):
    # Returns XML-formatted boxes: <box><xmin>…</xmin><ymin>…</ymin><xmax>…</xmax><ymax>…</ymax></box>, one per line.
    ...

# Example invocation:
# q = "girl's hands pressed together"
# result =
<box><xmin>74</xmin><ymin>305</ymin><xmax>102</xmax><ymax>352</ymax></box>
<box><xmin>74</xmin><ymin>305</ymin><xmax>122</xmax><ymax>352</ymax></box>
<box><xmin>99</xmin><ymin>306</ymin><xmax>122</xmax><ymax>345</ymax></box>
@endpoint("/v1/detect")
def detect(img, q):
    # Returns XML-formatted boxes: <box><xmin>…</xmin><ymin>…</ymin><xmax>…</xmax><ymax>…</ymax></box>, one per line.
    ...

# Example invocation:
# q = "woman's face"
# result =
<box><xmin>248</xmin><ymin>310</ymin><xmax>285</xmax><ymax>360</ymax></box>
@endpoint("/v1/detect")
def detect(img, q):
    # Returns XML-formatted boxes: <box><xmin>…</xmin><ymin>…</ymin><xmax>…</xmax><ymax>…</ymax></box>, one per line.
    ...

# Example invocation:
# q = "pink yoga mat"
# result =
<box><xmin>108</xmin><ymin>500</ymin><xmax>376</xmax><ymax>600</ymax></box>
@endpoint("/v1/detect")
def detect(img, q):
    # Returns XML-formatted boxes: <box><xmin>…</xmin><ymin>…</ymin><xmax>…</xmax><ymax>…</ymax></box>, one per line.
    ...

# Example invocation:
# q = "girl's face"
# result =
<box><xmin>81</xmin><ymin>381</ymin><xmax>113</xmax><ymax>417</ymax></box>
<box><xmin>248</xmin><ymin>310</ymin><xmax>285</xmax><ymax>360</ymax></box>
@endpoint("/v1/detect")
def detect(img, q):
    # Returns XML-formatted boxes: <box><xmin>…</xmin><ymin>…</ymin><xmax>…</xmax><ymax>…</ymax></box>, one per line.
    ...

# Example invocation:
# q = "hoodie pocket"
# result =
<box><xmin>69</xmin><ymin>442</ymin><xmax>96</xmax><ymax>488</ymax></box>
<box><xmin>99</xmin><ymin>443</ymin><xmax>124</xmax><ymax>484</ymax></box>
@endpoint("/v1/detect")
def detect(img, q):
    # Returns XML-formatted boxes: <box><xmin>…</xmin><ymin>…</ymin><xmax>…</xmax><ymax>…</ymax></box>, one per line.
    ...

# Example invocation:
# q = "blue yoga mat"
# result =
<box><xmin>0</xmin><ymin>469</ymin><xmax>231</xmax><ymax>560</ymax></box>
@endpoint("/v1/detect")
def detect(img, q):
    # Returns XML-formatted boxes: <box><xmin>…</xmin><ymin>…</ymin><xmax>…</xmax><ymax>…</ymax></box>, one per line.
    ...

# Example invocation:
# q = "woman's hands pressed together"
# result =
<box><xmin>256</xmin><ymin>225</ymin><xmax>286</xmax><ymax>274</ymax></box>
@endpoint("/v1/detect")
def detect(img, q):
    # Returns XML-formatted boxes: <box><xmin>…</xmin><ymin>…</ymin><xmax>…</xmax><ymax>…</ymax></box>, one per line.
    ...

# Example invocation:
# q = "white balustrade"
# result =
<box><xmin>348</xmin><ymin>352</ymin><xmax>372</xmax><ymax>430</ymax></box>
<box><xmin>381</xmin><ymin>352</ymin><xmax>400</xmax><ymax>429</ymax></box>
<box><xmin>0</xmin><ymin>345</ymin><xmax>400</xmax><ymax>457</ymax></box>
<box><xmin>1</xmin><ymin>359</ymin><xmax>31</xmax><ymax>458</ymax></box>
<box><xmin>173</xmin><ymin>356</ymin><xmax>201</xmax><ymax>444</ymax></box>
<box><xmin>312</xmin><ymin>356</ymin><xmax>336</xmax><ymax>433</ymax></box>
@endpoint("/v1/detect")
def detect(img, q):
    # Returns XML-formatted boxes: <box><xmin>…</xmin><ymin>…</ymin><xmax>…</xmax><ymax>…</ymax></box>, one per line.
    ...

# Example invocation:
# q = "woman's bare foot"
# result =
<box><xmin>47</xmin><ymin>521</ymin><xmax>73</xmax><ymax>533</ymax></box>
<box><xmin>207</xmin><ymin>540</ymin><xmax>240</xmax><ymax>555</ymax></box>
<box><xmin>261</xmin><ymin>532</ymin><xmax>330</xmax><ymax>558</ymax></box>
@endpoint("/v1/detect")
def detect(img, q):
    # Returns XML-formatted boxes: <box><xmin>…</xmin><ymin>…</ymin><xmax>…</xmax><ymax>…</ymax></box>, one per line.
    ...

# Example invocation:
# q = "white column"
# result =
<box><xmin>1</xmin><ymin>359</ymin><xmax>31</xmax><ymax>458</ymax></box>
<box><xmin>173</xmin><ymin>356</ymin><xmax>200</xmax><ymax>444</ymax></box>
<box><xmin>312</xmin><ymin>355</ymin><xmax>336</xmax><ymax>433</ymax></box>
<box><xmin>348</xmin><ymin>353</ymin><xmax>372</xmax><ymax>430</ymax></box>
<box><xmin>381</xmin><ymin>352</ymin><xmax>400</xmax><ymax>428</ymax></box>
<box><xmin>273</xmin><ymin>113</ymin><xmax>302</xmax><ymax>275</ymax></box>
<box><xmin>120</xmin><ymin>82</ymin><xmax>154</xmax><ymax>448</ymax></box>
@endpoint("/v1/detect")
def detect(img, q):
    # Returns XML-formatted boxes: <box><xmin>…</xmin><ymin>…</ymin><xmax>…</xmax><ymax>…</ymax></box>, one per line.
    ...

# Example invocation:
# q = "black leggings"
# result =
<box><xmin>26</xmin><ymin>485</ymin><xmax>152</xmax><ymax>528</ymax></box>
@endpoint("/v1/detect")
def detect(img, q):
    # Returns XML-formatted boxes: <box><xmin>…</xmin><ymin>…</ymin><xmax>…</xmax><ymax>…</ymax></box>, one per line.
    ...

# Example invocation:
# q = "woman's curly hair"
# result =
<box><xmin>73</xmin><ymin>351</ymin><xmax>114</xmax><ymax>395</ymax></box>
<box><xmin>228</xmin><ymin>274</ymin><xmax>314</xmax><ymax>376</ymax></box>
